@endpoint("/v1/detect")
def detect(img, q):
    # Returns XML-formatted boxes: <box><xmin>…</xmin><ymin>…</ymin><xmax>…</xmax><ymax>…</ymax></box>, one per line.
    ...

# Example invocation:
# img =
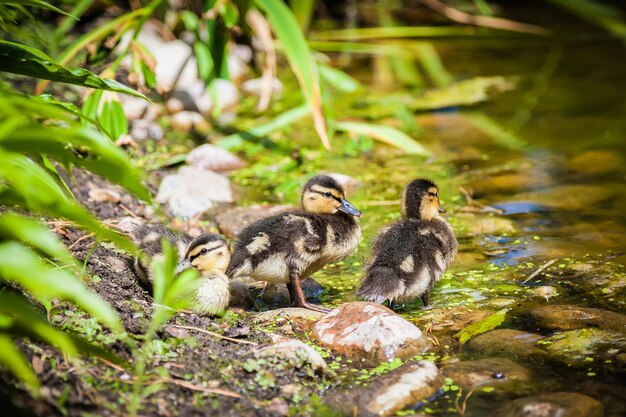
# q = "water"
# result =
<box><xmin>236</xmin><ymin>21</ymin><xmax>626</xmax><ymax>416</ymax></box>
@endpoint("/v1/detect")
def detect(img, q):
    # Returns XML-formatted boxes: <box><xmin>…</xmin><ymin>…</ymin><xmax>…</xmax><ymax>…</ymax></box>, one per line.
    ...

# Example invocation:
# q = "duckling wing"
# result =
<box><xmin>227</xmin><ymin>211</ymin><xmax>327</xmax><ymax>279</ymax></box>
<box><xmin>130</xmin><ymin>224</ymin><xmax>192</xmax><ymax>260</ymax></box>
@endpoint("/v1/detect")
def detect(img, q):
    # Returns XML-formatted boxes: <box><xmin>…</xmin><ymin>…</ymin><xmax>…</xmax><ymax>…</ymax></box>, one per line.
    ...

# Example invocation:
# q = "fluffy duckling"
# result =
<box><xmin>227</xmin><ymin>175</ymin><xmax>362</xmax><ymax>313</ymax></box>
<box><xmin>357</xmin><ymin>179</ymin><xmax>457</xmax><ymax>308</ymax></box>
<box><xmin>127</xmin><ymin>222</ymin><xmax>231</xmax><ymax>317</ymax></box>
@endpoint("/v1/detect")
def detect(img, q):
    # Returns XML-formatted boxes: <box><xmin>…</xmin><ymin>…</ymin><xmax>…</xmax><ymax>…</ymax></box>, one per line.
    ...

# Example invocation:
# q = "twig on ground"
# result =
<box><xmin>455</xmin><ymin>388</ymin><xmax>474</xmax><ymax>415</ymax></box>
<box><xmin>156</xmin><ymin>377</ymin><xmax>243</xmax><ymax>399</ymax></box>
<box><xmin>68</xmin><ymin>233</ymin><xmax>96</xmax><ymax>250</ymax></box>
<box><xmin>521</xmin><ymin>259</ymin><xmax>557</xmax><ymax>284</ymax></box>
<box><xmin>169</xmin><ymin>324</ymin><xmax>258</xmax><ymax>346</ymax></box>
<box><xmin>119</xmin><ymin>204</ymin><xmax>142</xmax><ymax>219</ymax></box>
<box><xmin>420</xmin><ymin>0</ymin><xmax>550</xmax><ymax>35</ymax></box>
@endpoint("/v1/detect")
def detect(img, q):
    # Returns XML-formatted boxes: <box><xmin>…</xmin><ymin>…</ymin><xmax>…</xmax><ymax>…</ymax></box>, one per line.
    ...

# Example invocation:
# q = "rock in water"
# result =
<box><xmin>524</xmin><ymin>304</ymin><xmax>626</xmax><ymax>333</ymax></box>
<box><xmin>325</xmin><ymin>361</ymin><xmax>442</xmax><ymax>417</ymax></box>
<box><xmin>312</xmin><ymin>302</ymin><xmax>431</xmax><ymax>366</ymax></box>
<box><xmin>441</xmin><ymin>358</ymin><xmax>531</xmax><ymax>391</ymax></box>
<box><xmin>156</xmin><ymin>166</ymin><xmax>233</xmax><ymax>218</ymax></box>
<box><xmin>467</xmin><ymin>329</ymin><xmax>543</xmax><ymax>357</ymax></box>
<box><xmin>252</xmin><ymin>335</ymin><xmax>327</xmax><ymax>372</ymax></box>
<box><xmin>215</xmin><ymin>204</ymin><xmax>291</xmax><ymax>239</ymax></box>
<box><xmin>186</xmin><ymin>143</ymin><xmax>246</xmax><ymax>173</ymax></box>
<box><xmin>491</xmin><ymin>392</ymin><xmax>603</xmax><ymax>417</ymax></box>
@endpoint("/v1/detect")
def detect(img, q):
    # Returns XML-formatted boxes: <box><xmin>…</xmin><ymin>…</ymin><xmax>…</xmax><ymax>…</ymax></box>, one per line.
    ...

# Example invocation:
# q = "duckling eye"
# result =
<box><xmin>200</xmin><ymin>248</ymin><xmax>208</xmax><ymax>255</ymax></box>
<box><xmin>428</xmin><ymin>192</ymin><xmax>438</xmax><ymax>197</ymax></box>
<box><xmin>324</xmin><ymin>192</ymin><xmax>333</xmax><ymax>198</ymax></box>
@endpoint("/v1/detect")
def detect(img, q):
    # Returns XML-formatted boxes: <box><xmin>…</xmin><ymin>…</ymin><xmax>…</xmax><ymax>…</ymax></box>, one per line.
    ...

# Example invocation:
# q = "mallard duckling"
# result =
<box><xmin>357</xmin><ymin>179</ymin><xmax>457</xmax><ymax>308</ymax></box>
<box><xmin>127</xmin><ymin>223</ymin><xmax>231</xmax><ymax>317</ymax></box>
<box><xmin>226</xmin><ymin>175</ymin><xmax>362</xmax><ymax>313</ymax></box>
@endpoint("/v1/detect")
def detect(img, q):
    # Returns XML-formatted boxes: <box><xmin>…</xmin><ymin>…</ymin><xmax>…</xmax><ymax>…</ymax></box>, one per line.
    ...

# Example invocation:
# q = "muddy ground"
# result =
<box><xmin>0</xmin><ymin>169</ymin><xmax>336</xmax><ymax>417</ymax></box>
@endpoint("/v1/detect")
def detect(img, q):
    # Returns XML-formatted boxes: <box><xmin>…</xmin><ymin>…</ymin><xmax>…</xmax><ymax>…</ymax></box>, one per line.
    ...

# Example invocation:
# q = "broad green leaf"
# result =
<box><xmin>0</xmin><ymin>150</ymin><xmax>138</xmax><ymax>253</ymax></box>
<box><xmin>0</xmin><ymin>213</ymin><xmax>77</xmax><ymax>268</ymax></box>
<box><xmin>456</xmin><ymin>308</ymin><xmax>509</xmax><ymax>344</ymax></box>
<box><xmin>0</xmin><ymin>40</ymin><xmax>148</xmax><ymax>100</ymax></box>
<box><xmin>334</xmin><ymin>121</ymin><xmax>431</xmax><ymax>155</ymax></box>
<box><xmin>0</xmin><ymin>292</ymin><xmax>77</xmax><ymax>356</ymax></box>
<box><xmin>194</xmin><ymin>41</ymin><xmax>214</xmax><ymax>81</ymax></box>
<box><xmin>0</xmin><ymin>242</ymin><xmax>122</xmax><ymax>332</ymax></box>
<box><xmin>255</xmin><ymin>0</ymin><xmax>330</xmax><ymax>150</ymax></box>
<box><xmin>0</xmin><ymin>334</ymin><xmax>39</xmax><ymax>390</ymax></box>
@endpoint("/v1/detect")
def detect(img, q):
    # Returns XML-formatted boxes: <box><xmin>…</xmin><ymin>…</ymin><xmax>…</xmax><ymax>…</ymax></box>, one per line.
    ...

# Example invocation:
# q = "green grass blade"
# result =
<box><xmin>0</xmin><ymin>334</ymin><xmax>39</xmax><ymax>391</ymax></box>
<box><xmin>0</xmin><ymin>0</ymin><xmax>72</xmax><ymax>17</ymax></box>
<box><xmin>334</xmin><ymin>121</ymin><xmax>431</xmax><ymax>155</ymax></box>
<box><xmin>255</xmin><ymin>0</ymin><xmax>330</xmax><ymax>150</ymax></box>
<box><xmin>456</xmin><ymin>308</ymin><xmax>508</xmax><ymax>344</ymax></box>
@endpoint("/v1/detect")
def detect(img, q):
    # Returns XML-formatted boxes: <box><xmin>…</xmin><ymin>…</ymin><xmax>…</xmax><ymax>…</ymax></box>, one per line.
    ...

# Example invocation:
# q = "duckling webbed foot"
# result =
<box><xmin>287</xmin><ymin>273</ymin><xmax>331</xmax><ymax>314</ymax></box>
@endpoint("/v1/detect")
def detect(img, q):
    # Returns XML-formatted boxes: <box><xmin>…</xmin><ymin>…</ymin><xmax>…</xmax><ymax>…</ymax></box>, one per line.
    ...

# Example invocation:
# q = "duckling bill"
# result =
<box><xmin>357</xmin><ymin>179</ymin><xmax>457</xmax><ymax>308</ymax></box>
<box><xmin>125</xmin><ymin>222</ymin><xmax>231</xmax><ymax>317</ymax></box>
<box><xmin>227</xmin><ymin>175</ymin><xmax>362</xmax><ymax>313</ymax></box>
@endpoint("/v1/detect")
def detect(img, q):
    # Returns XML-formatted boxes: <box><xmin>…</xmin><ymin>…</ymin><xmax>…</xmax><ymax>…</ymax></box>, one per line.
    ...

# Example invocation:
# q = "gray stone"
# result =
<box><xmin>312</xmin><ymin>302</ymin><xmax>431</xmax><ymax>367</ymax></box>
<box><xmin>170</xmin><ymin>111</ymin><xmax>210</xmax><ymax>132</ymax></box>
<box><xmin>525</xmin><ymin>305</ymin><xmax>626</xmax><ymax>333</ymax></box>
<box><xmin>458</xmin><ymin>213</ymin><xmax>518</xmax><ymax>235</ymax></box>
<box><xmin>156</xmin><ymin>166</ymin><xmax>233</xmax><ymax>218</ymax></box>
<box><xmin>252</xmin><ymin>334</ymin><xmax>327</xmax><ymax>372</ymax></box>
<box><xmin>467</xmin><ymin>329</ymin><xmax>543</xmax><ymax>357</ymax></box>
<box><xmin>441</xmin><ymin>358</ymin><xmax>531</xmax><ymax>391</ymax></box>
<box><xmin>491</xmin><ymin>392</ymin><xmax>603</xmax><ymax>417</ymax></box>
<box><xmin>186</xmin><ymin>143</ymin><xmax>246</xmax><ymax>173</ymax></box>
<box><xmin>254</xmin><ymin>307</ymin><xmax>324</xmax><ymax>331</ymax></box>
<box><xmin>228</xmin><ymin>280</ymin><xmax>255</xmax><ymax>309</ymax></box>
<box><xmin>215</xmin><ymin>204</ymin><xmax>292</xmax><ymax>239</ymax></box>
<box><xmin>326</xmin><ymin>361</ymin><xmax>442</xmax><ymax>417</ymax></box>
<box><xmin>241</xmin><ymin>77</ymin><xmax>283</xmax><ymax>97</ymax></box>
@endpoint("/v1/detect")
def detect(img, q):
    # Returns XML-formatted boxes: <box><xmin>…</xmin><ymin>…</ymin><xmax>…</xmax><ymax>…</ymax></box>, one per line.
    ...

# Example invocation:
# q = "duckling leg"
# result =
<box><xmin>420</xmin><ymin>288</ymin><xmax>430</xmax><ymax>308</ymax></box>
<box><xmin>287</xmin><ymin>271</ymin><xmax>331</xmax><ymax>314</ymax></box>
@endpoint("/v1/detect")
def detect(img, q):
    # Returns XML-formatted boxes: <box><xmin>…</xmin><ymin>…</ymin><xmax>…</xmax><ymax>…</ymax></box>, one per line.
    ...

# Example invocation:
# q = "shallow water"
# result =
<box><xmin>235</xmin><ymin>22</ymin><xmax>626</xmax><ymax>416</ymax></box>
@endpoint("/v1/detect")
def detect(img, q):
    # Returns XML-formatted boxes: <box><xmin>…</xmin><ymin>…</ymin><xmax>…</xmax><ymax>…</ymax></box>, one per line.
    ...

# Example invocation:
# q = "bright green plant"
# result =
<box><xmin>0</xmin><ymin>0</ymin><xmax>152</xmax><ymax>393</ymax></box>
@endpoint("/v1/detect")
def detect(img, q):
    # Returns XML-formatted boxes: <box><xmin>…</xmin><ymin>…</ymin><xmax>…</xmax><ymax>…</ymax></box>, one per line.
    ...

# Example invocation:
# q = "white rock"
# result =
<box><xmin>171</xmin><ymin>111</ymin><xmax>209</xmax><ymax>132</ymax></box>
<box><xmin>253</xmin><ymin>334</ymin><xmax>327</xmax><ymax>372</ymax></box>
<box><xmin>241</xmin><ymin>77</ymin><xmax>283</xmax><ymax>97</ymax></box>
<box><xmin>186</xmin><ymin>143</ymin><xmax>246</xmax><ymax>173</ymax></box>
<box><xmin>156</xmin><ymin>166</ymin><xmax>233</xmax><ymax>218</ymax></box>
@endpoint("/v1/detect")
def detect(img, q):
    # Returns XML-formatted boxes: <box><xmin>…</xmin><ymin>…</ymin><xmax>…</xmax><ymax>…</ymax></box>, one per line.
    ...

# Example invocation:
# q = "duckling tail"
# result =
<box><xmin>357</xmin><ymin>265</ymin><xmax>404</xmax><ymax>304</ymax></box>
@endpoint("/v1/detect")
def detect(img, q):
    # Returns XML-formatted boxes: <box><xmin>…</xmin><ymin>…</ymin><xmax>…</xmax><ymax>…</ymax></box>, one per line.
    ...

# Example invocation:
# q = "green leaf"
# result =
<box><xmin>0</xmin><ymin>150</ymin><xmax>137</xmax><ymax>254</ymax></box>
<box><xmin>456</xmin><ymin>309</ymin><xmax>509</xmax><ymax>344</ymax></box>
<box><xmin>0</xmin><ymin>242</ymin><xmax>122</xmax><ymax>332</ymax></box>
<box><xmin>319</xmin><ymin>65</ymin><xmax>360</xmax><ymax>93</ymax></box>
<box><xmin>220</xmin><ymin>2</ymin><xmax>239</xmax><ymax>28</ymax></box>
<box><xmin>194</xmin><ymin>41</ymin><xmax>214</xmax><ymax>81</ymax></box>
<box><xmin>334</xmin><ymin>121</ymin><xmax>431</xmax><ymax>155</ymax></box>
<box><xmin>0</xmin><ymin>40</ymin><xmax>148</xmax><ymax>100</ymax></box>
<box><xmin>255</xmin><ymin>0</ymin><xmax>330</xmax><ymax>150</ymax></box>
<box><xmin>0</xmin><ymin>334</ymin><xmax>39</xmax><ymax>390</ymax></box>
<box><xmin>0</xmin><ymin>0</ymin><xmax>72</xmax><ymax>17</ymax></box>
<box><xmin>0</xmin><ymin>292</ymin><xmax>77</xmax><ymax>356</ymax></box>
<box><xmin>0</xmin><ymin>213</ymin><xmax>77</xmax><ymax>269</ymax></box>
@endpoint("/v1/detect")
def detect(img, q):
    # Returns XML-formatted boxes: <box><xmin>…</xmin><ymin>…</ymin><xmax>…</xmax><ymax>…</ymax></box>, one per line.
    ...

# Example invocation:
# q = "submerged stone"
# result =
<box><xmin>254</xmin><ymin>307</ymin><xmax>324</xmax><ymax>331</ymax></box>
<box><xmin>467</xmin><ymin>329</ymin><xmax>543</xmax><ymax>357</ymax></box>
<box><xmin>468</xmin><ymin>171</ymin><xmax>552</xmax><ymax>197</ymax></box>
<box><xmin>541</xmin><ymin>328</ymin><xmax>626</xmax><ymax>365</ymax></box>
<box><xmin>458</xmin><ymin>214</ymin><xmax>518</xmax><ymax>235</ymax></box>
<box><xmin>507</xmin><ymin>185</ymin><xmax>615</xmax><ymax>212</ymax></box>
<box><xmin>570</xmin><ymin>150</ymin><xmax>622</xmax><ymax>177</ymax></box>
<box><xmin>441</xmin><ymin>357</ymin><xmax>531</xmax><ymax>391</ymax></box>
<box><xmin>491</xmin><ymin>392</ymin><xmax>603</xmax><ymax>417</ymax></box>
<box><xmin>525</xmin><ymin>305</ymin><xmax>626</xmax><ymax>333</ymax></box>
<box><xmin>325</xmin><ymin>361</ymin><xmax>442</xmax><ymax>417</ymax></box>
<box><xmin>312</xmin><ymin>302</ymin><xmax>431</xmax><ymax>367</ymax></box>
<box><xmin>215</xmin><ymin>204</ymin><xmax>292</xmax><ymax>239</ymax></box>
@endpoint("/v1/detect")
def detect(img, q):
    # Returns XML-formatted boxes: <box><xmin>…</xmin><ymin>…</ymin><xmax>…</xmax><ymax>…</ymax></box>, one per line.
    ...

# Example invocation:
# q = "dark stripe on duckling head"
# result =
<box><xmin>303</xmin><ymin>175</ymin><xmax>345</xmax><ymax>197</ymax></box>
<box><xmin>402</xmin><ymin>179</ymin><xmax>438</xmax><ymax>219</ymax></box>
<box><xmin>185</xmin><ymin>234</ymin><xmax>227</xmax><ymax>260</ymax></box>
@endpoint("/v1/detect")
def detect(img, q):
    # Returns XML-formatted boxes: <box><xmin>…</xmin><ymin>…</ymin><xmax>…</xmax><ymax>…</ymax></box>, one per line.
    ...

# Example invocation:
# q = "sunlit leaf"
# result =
<box><xmin>0</xmin><ymin>0</ymin><xmax>72</xmax><ymax>17</ymax></box>
<box><xmin>0</xmin><ymin>41</ymin><xmax>148</xmax><ymax>100</ymax></box>
<box><xmin>255</xmin><ymin>0</ymin><xmax>330</xmax><ymax>150</ymax></box>
<box><xmin>0</xmin><ymin>334</ymin><xmax>39</xmax><ymax>390</ymax></box>
<box><xmin>456</xmin><ymin>308</ymin><xmax>509</xmax><ymax>344</ymax></box>
<box><xmin>319</xmin><ymin>65</ymin><xmax>360</xmax><ymax>93</ymax></box>
<box><xmin>334</xmin><ymin>121</ymin><xmax>431</xmax><ymax>155</ymax></box>
<box><xmin>0</xmin><ymin>213</ymin><xmax>77</xmax><ymax>268</ymax></box>
<box><xmin>0</xmin><ymin>242</ymin><xmax>122</xmax><ymax>332</ymax></box>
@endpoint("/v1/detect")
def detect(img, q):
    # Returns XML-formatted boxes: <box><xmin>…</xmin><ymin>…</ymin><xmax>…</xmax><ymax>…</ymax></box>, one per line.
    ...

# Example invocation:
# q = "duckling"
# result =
<box><xmin>226</xmin><ymin>175</ymin><xmax>362</xmax><ymax>313</ymax></box>
<box><xmin>357</xmin><ymin>179</ymin><xmax>457</xmax><ymax>308</ymax></box>
<box><xmin>126</xmin><ymin>222</ymin><xmax>231</xmax><ymax>317</ymax></box>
